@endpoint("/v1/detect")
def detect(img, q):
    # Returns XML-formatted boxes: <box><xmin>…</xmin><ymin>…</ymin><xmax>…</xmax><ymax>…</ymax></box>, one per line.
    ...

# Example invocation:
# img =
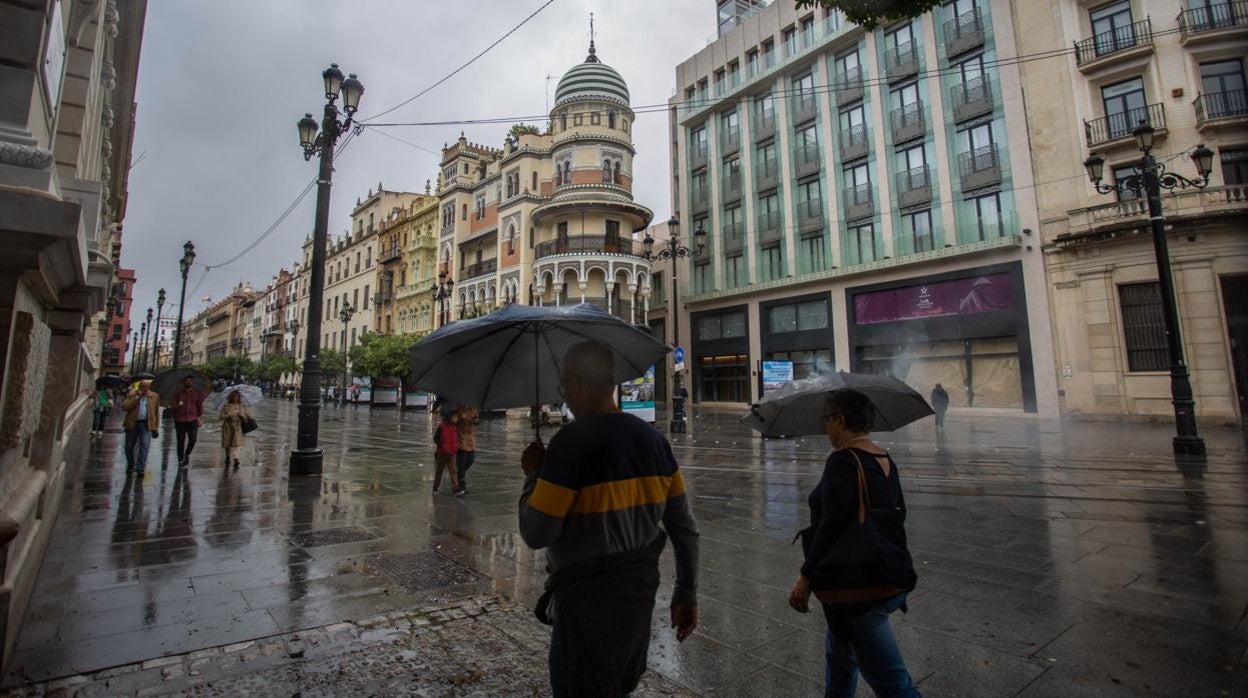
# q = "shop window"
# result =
<box><xmin>697</xmin><ymin>310</ymin><xmax>746</xmax><ymax>339</ymax></box>
<box><xmin>1119</xmin><ymin>282</ymin><xmax>1168</xmax><ymax>371</ymax></box>
<box><xmin>768</xmin><ymin>349</ymin><xmax>834</xmax><ymax>380</ymax></box>
<box><xmin>769</xmin><ymin>300</ymin><xmax>828</xmax><ymax>333</ymax></box>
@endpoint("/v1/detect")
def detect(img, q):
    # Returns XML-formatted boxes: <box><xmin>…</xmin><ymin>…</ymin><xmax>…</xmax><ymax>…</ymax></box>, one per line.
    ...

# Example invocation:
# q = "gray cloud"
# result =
<box><xmin>121</xmin><ymin>0</ymin><xmax>712</xmax><ymax>320</ymax></box>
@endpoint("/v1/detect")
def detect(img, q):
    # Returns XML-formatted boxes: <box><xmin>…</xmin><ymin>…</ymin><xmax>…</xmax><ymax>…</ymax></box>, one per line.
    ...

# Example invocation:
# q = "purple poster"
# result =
<box><xmin>854</xmin><ymin>273</ymin><xmax>1013</xmax><ymax>325</ymax></box>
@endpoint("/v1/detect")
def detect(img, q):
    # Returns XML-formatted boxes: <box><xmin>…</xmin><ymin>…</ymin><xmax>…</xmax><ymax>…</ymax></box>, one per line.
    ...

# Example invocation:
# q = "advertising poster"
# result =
<box><xmin>620</xmin><ymin>366</ymin><xmax>656</xmax><ymax>423</ymax></box>
<box><xmin>853</xmin><ymin>273</ymin><xmax>1014</xmax><ymax>325</ymax></box>
<box><xmin>761</xmin><ymin>360</ymin><xmax>794</xmax><ymax>395</ymax></box>
<box><xmin>370</xmin><ymin>376</ymin><xmax>398</xmax><ymax>405</ymax></box>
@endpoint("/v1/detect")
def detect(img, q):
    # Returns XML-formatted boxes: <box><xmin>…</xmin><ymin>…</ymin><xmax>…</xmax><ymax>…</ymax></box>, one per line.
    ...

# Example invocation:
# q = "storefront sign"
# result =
<box><xmin>620</xmin><ymin>366</ymin><xmax>656</xmax><ymax>423</ymax></box>
<box><xmin>761</xmin><ymin>360</ymin><xmax>794</xmax><ymax>395</ymax></box>
<box><xmin>854</xmin><ymin>273</ymin><xmax>1014</xmax><ymax>325</ymax></box>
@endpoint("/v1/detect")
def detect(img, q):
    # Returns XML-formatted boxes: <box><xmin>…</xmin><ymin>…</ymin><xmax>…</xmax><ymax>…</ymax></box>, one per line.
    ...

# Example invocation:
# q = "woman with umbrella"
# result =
<box><xmin>787</xmin><ymin>389</ymin><xmax>920</xmax><ymax>697</ymax></box>
<box><xmin>218</xmin><ymin>390</ymin><xmax>251</xmax><ymax>469</ymax></box>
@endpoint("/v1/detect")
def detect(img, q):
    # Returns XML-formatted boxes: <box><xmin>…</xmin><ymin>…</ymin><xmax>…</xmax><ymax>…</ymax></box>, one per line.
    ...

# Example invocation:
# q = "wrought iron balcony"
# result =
<box><xmin>1074</xmin><ymin>18</ymin><xmax>1152</xmax><ymax>67</ymax></box>
<box><xmin>843</xmin><ymin>183</ymin><xmax>874</xmax><ymax>222</ymax></box>
<box><xmin>793</xmin><ymin>142</ymin><xmax>822</xmax><ymax>177</ymax></box>
<box><xmin>1194</xmin><ymin>89</ymin><xmax>1248</xmax><ymax>125</ymax></box>
<box><xmin>839</xmin><ymin>123</ymin><xmax>869</xmax><ymax>162</ymax></box>
<box><xmin>719</xmin><ymin>126</ymin><xmax>741</xmax><ymax>155</ymax></box>
<box><xmin>459</xmin><ymin>258</ymin><xmax>498</xmax><ymax>280</ymax></box>
<box><xmin>895</xmin><ymin>165</ymin><xmax>932</xmax><ymax>208</ymax></box>
<box><xmin>756</xmin><ymin>159</ymin><xmax>779</xmax><ymax>190</ymax></box>
<box><xmin>885</xmin><ymin>42</ymin><xmax>919</xmax><ymax>83</ymax></box>
<box><xmin>690</xmin><ymin>185</ymin><xmax>711</xmax><ymax>212</ymax></box>
<box><xmin>753</xmin><ymin>110</ymin><xmax>776</xmax><ymax>141</ymax></box>
<box><xmin>534</xmin><ymin>235</ymin><xmax>638</xmax><ymax>260</ymax></box>
<box><xmin>834</xmin><ymin>67</ymin><xmax>864</xmax><ymax>107</ymax></box>
<box><xmin>1084</xmin><ymin>103</ymin><xmax>1165</xmax><ymax>146</ymax></box>
<box><xmin>950</xmin><ymin>76</ymin><xmax>993</xmax><ymax>123</ymax></box>
<box><xmin>890</xmin><ymin>101</ymin><xmax>925</xmax><ymax>145</ymax></box>
<box><xmin>791</xmin><ymin>92</ymin><xmax>818</xmax><ymax>125</ymax></box>
<box><xmin>379</xmin><ymin>246</ymin><xmax>402</xmax><ymax>264</ymax></box>
<box><xmin>722</xmin><ymin>171</ymin><xmax>743</xmax><ymax>202</ymax></box>
<box><xmin>723</xmin><ymin>222</ymin><xmax>746</xmax><ymax>253</ymax></box>
<box><xmin>958</xmin><ymin>144</ymin><xmax>1002</xmax><ymax>191</ymax></box>
<box><xmin>1178</xmin><ymin>1</ymin><xmax>1248</xmax><ymax>41</ymax></box>
<box><xmin>944</xmin><ymin>7</ymin><xmax>985</xmax><ymax>59</ymax></box>
<box><xmin>797</xmin><ymin>199</ymin><xmax>824</xmax><ymax>233</ymax></box>
<box><xmin>757</xmin><ymin>210</ymin><xmax>782</xmax><ymax>243</ymax></box>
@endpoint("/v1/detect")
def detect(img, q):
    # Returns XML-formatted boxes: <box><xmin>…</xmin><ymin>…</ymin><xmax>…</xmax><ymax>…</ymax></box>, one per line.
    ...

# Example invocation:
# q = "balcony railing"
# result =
<box><xmin>895</xmin><ymin>165</ymin><xmax>932</xmax><ymax>208</ymax></box>
<box><xmin>1065</xmin><ymin>184</ymin><xmax>1246</xmax><ymax>237</ymax></box>
<box><xmin>690</xmin><ymin>185</ymin><xmax>710</xmax><ymax>212</ymax></box>
<box><xmin>890</xmin><ymin>101</ymin><xmax>925</xmax><ymax>144</ymax></box>
<box><xmin>1178</xmin><ymin>1</ymin><xmax>1248</xmax><ymax>39</ymax></box>
<box><xmin>757</xmin><ymin>210</ymin><xmax>782</xmax><ymax>243</ymax></box>
<box><xmin>1075</xmin><ymin>18</ymin><xmax>1152</xmax><ymax>65</ymax></box>
<box><xmin>753</xmin><ymin>110</ymin><xmax>776</xmax><ymax>140</ymax></box>
<box><xmin>722</xmin><ymin>171</ymin><xmax>743</xmax><ymax>201</ymax></box>
<box><xmin>843</xmin><ymin>183</ymin><xmax>874</xmax><ymax>221</ymax></box>
<box><xmin>690</xmin><ymin>144</ymin><xmax>708</xmax><ymax>169</ymax></box>
<box><xmin>791</xmin><ymin>92</ymin><xmax>817</xmax><ymax>124</ymax></box>
<box><xmin>534</xmin><ymin>235</ymin><xmax>638</xmax><ymax>259</ymax></box>
<box><xmin>459</xmin><ymin>258</ymin><xmax>498</xmax><ymax>279</ymax></box>
<box><xmin>1085</xmin><ymin>102</ymin><xmax>1165</xmax><ymax>145</ymax></box>
<box><xmin>839</xmin><ymin>123</ymin><xmax>869</xmax><ymax>162</ymax></box>
<box><xmin>719</xmin><ymin>126</ymin><xmax>741</xmax><ymax>154</ymax></box>
<box><xmin>834</xmin><ymin>67</ymin><xmax>864</xmax><ymax>106</ymax></box>
<box><xmin>379</xmin><ymin>246</ymin><xmax>402</xmax><ymax>264</ymax></box>
<box><xmin>723</xmin><ymin>222</ymin><xmax>746</xmax><ymax>253</ymax></box>
<box><xmin>950</xmin><ymin>75</ymin><xmax>994</xmax><ymax>123</ymax></box>
<box><xmin>944</xmin><ymin>7</ymin><xmax>985</xmax><ymax>59</ymax></box>
<box><xmin>793</xmin><ymin>142</ymin><xmax>822</xmax><ymax>177</ymax></box>
<box><xmin>885</xmin><ymin>42</ymin><xmax>919</xmax><ymax>83</ymax></box>
<box><xmin>1194</xmin><ymin>89</ymin><xmax>1248</xmax><ymax>123</ymax></box>
<box><xmin>797</xmin><ymin>199</ymin><xmax>824</xmax><ymax>232</ymax></box>
<box><xmin>756</xmin><ymin>159</ymin><xmax>779</xmax><ymax>190</ymax></box>
<box><xmin>958</xmin><ymin>144</ymin><xmax>1002</xmax><ymax>191</ymax></box>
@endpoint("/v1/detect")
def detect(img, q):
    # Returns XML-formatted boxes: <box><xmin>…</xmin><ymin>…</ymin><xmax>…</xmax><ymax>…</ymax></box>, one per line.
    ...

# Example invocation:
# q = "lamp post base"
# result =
<box><xmin>1172</xmin><ymin>435</ymin><xmax>1207</xmax><ymax>462</ymax></box>
<box><xmin>289</xmin><ymin>448</ymin><xmax>323</xmax><ymax>476</ymax></box>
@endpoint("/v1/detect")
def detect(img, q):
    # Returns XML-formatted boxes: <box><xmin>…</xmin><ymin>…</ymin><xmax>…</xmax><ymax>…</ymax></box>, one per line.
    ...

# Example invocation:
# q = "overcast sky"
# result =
<box><xmin>121</xmin><ymin>0</ymin><xmax>712</xmax><ymax>321</ymax></box>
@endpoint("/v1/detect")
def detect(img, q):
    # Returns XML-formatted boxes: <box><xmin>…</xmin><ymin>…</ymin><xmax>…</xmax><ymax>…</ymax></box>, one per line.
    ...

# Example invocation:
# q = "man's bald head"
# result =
<box><xmin>562</xmin><ymin>341</ymin><xmax>616</xmax><ymax>390</ymax></box>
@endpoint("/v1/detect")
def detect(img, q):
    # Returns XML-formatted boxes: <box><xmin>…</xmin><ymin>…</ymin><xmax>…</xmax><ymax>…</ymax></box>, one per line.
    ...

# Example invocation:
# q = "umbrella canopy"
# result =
<box><xmin>741</xmin><ymin>372</ymin><xmax>933</xmax><ymax>438</ymax></box>
<box><xmin>409</xmin><ymin>304</ymin><xmax>668</xmax><ymax>411</ymax></box>
<box><xmin>95</xmin><ymin>375</ymin><xmax>127</xmax><ymax>389</ymax></box>
<box><xmin>151</xmin><ymin>369</ymin><xmax>213</xmax><ymax>403</ymax></box>
<box><xmin>206</xmin><ymin>384</ymin><xmax>265</xmax><ymax>412</ymax></box>
<box><xmin>132</xmin><ymin>372</ymin><xmax>156</xmax><ymax>381</ymax></box>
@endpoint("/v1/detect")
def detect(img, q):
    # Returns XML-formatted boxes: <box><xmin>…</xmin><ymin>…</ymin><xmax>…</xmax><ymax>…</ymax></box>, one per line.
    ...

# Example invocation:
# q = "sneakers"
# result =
<box><xmin>452</xmin><ymin>487</ymin><xmax>466</xmax><ymax>497</ymax></box>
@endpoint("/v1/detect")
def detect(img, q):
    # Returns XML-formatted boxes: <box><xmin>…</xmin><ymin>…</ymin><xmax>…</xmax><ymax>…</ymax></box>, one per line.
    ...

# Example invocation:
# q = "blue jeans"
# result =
<box><xmin>825</xmin><ymin>594</ymin><xmax>919</xmax><ymax>698</ymax></box>
<box><xmin>124</xmin><ymin>427</ymin><xmax>152</xmax><ymax>473</ymax></box>
<box><xmin>92</xmin><ymin>408</ymin><xmax>107</xmax><ymax>432</ymax></box>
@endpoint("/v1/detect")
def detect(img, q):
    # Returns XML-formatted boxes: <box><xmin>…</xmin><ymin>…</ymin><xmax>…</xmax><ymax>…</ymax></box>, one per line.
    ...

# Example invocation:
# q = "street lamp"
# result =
<box><xmin>1082</xmin><ymin>121</ymin><xmax>1214</xmax><ymax>461</ymax></box>
<box><xmin>291</xmin><ymin>63</ymin><xmax>364</xmax><ymax>476</ymax></box>
<box><xmin>337</xmin><ymin>304</ymin><xmax>355</xmax><ymax>406</ymax></box>
<box><xmin>154</xmin><ymin>288</ymin><xmax>166</xmax><ymax>370</ymax></box>
<box><xmin>136</xmin><ymin>317</ymin><xmax>149</xmax><ymax>375</ymax></box>
<box><xmin>432</xmin><ymin>271</ymin><xmax>454</xmax><ymax>328</ymax></box>
<box><xmin>139</xmin><ymin>308</ymin><xmax>153</xmax><ymax>373</ymax></box>
<box><xmin>129</xmin><ymin>330</ymin><xmax>138</xmax><ymax>374</ymax></box>
<box><xmin>173</xmin><ymin>241</ymin><xmax>195</xmax><ymax>369</ymax></box>
<box><xmin>643</xmin><ymin>215</ymin><xmax>706</xmax><ymax>434</ymax></box>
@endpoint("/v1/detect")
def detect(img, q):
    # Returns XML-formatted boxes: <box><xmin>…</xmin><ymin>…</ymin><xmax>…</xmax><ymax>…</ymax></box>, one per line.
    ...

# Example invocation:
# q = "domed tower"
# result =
<box><xmin>531</xmin><ymin>39</ymin><xmax>653</xmax><ymax>321</ymax></box>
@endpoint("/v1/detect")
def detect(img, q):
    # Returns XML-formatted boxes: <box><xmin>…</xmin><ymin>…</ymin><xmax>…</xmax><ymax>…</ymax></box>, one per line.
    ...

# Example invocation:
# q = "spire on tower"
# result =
<box><xmin>585</xmin><ymin>13</ymin><xmax>600</xmax><ymax>63</ymax></box>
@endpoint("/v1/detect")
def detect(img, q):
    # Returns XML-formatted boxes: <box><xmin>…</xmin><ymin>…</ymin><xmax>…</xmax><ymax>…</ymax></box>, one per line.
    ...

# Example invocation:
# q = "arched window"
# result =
<box><xmin>608</xmin><ymin>111</ymin><xmax>616</xmax><ymax>129</ymax></box>
<box><xmin>613</xmin><ymin>161</ymin><xmax>621</xmax><ymax>184</ymax></box>
<box><xmin>507</xmin><ymin>225</ymin><xmax>516</xmax><ymax>255</ymax></box>
<box><xmin>531</xmin><ymin>171</ymin><xmax>537</xmax><ymax>192</ymax></box>
<box><xmin>560</xmin><ymin>111</ymin><xmax>567</xmax><ymax>131</ymax></box>
<box><xmin>602</xmin><ymin>159</ymin><xmax>612</xmax><ymax>183</ymax></box>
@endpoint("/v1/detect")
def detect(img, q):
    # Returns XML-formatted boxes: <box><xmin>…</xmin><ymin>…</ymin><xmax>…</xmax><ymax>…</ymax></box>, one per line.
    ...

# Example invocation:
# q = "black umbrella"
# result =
<box><xmin>95</xmin><ymin>375</ymin><xmax>127</xmax><ymax>389</ymax></box>
<box><xmin>151</xmin><ymin>368</ymin><xmax>212</xmax><ymax>403</ymax></box>
<box><xmin>409</xmin><ymin>304</ymin><xmax>668</xmax><ymax>437</ymax></box>
<box><xmin>741</xmin><ymin>372</ymin><xmax>933</xmax><ymax>438</ymax></box>
<box><xmin>132</xmin><ymin>372</ymin><xmax>156</xmax><ymax>381</ymax></box>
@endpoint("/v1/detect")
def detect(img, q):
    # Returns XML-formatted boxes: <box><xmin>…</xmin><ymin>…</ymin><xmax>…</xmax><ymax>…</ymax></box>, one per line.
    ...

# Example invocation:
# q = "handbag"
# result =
<box><xmin>240</xmin><ymin>414</ymin><xmax>259</xmax><ymax>434</ymax></box>
<box><xmin>803</xmin><ymin>450</ymin><xmax>915</xmax><ymax>604</ymax></box>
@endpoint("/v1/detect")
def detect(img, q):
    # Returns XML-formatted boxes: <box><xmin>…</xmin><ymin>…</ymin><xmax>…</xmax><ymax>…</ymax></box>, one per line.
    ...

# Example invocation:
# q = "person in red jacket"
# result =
<box><xmin>433</xmin><ymin>411</ymin><xmax>462</xmax><ymax>496</ymax></box>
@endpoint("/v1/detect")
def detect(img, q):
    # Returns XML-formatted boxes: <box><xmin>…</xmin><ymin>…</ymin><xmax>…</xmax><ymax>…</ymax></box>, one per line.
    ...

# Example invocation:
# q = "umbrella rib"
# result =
<box><xmin>408</xmin><ymin>322</ymin><xmax>521</xmax><ymax>387</ymax></box>
<box><xmin>478</xmin><ymin>322</ymin><xmax>531</xmax><ymax>409</ymax></box>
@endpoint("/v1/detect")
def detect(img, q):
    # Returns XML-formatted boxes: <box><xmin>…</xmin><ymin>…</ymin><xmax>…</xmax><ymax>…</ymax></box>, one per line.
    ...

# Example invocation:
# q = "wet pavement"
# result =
<box><xmin>5</xmin><ymin>400</ymin><xmax>1248</xmax><ymax>695</ymax></box>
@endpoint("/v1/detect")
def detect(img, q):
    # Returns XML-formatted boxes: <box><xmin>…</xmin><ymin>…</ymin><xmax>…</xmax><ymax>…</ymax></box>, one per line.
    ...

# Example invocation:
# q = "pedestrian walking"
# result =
<box><xmin>121</xmin><ymin>380</ymin><xmax>160</xmax><ymax>475</ymax></box>
<box><xmin>172</xmin><ymin>375</ymin><xmax>205</xmax><ymax>467</ymax></box>
<box><xmin>92</xmin><ymin>384</ymin><xmax>110</xmax><ymax>436</ymax></box>
<box><xmin>455</xmin><ymin>405</ymin><xmax>479</xmax><ymax>493</ymax></box>
<box><xmin>219</xmin><ymin>390</ymin><xmax>250</xmax><ymax>469</ymax></box>
<box><xmin>519</xmin><ymin>341</ymin><xmax>699</xmax><ymax>697</ymax></box>
<box><xmin>433</xmin><ymin>410</ymin><xmax>462</xmax><ymax>495</ymax></box>
<box><xmin>930</xmin><ymin>383</ymin><xmax>949</xmax><ymax>430</ymax></box>
<box><xmin>789</xmin><ymin>389</ymin><xmax>919</xmax><ymax>698</ymax></box>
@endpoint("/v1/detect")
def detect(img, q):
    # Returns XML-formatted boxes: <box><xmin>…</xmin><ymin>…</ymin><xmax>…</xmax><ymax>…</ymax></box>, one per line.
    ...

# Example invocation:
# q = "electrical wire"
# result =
<box><xmin>358</xmin><ymin>0</ymin><xmax>557</xmax><ymax>123</ymax></box>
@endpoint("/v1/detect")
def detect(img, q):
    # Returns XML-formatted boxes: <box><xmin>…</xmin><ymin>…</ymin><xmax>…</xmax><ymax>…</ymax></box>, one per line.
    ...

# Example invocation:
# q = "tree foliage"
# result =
<box><xmin>349</xmin><ymin>332</ymin><xmax>424</xmax><ymax>380</ymax></box>
<box><xmin>510</xmin><ymin>123</ymin><xmax>542</xmax><ymax>138</ymax></box>
<box><xmin>297</xmin><ymin>349</ymin><xmax>346</xmax><ymax>385</ymax></box>
<box><xmin>200</xmin><ymin>355</ymin><xmax>253</xmax><ymax>381</ymax></box>
<box><xmin>254</xmin><ymin>355</ymin><xmax>297</xmax><ymax>382</ymax></box>
<box><xmin>796</xmin><ymin>0</ymin><xmax>942</xmax><ymax>30</ymax></box>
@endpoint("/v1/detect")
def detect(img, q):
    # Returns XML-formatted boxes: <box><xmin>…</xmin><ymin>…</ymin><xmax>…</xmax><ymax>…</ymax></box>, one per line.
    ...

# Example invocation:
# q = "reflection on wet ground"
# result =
<box><xmin>5</xmin><ymin>401</ymin><xmax>1247</xmax><ymax>695</ymax></box>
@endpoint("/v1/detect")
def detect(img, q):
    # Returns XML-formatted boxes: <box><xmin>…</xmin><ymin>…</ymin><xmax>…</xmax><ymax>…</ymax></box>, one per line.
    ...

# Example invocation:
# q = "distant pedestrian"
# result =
<box><xmin>351</xmin><ymin>384</ymin><xmax>361</xmax><ymax>408</ymax></box>
<box><xmin>219</xmin><ymin>390</ymin><xmax>250</xmax><ymax>469</ymax></box>
<box><xmin>433</xmin><ymin>410</ymin><xmax>461</xmax><ymax>495</ymax></box>
<box><xmin>930</xmin><ymin>383</ymin><xmax>949</xmax><ymax>430</ymax></box>
<box><xmin>790</xmin><ymin>389</ymin><xmax>919</xmax><ymax>697</ymax></box>
<box><xmin>121</xmin><ymin>380</ymin><xmax>160</xmax><ymax>476</ymax></box>
<box><xmin>456</xmin><ymin>405</ymin><xmax>479</xmax><ymax>493</ymax></box>
<box><xmin>519</xmin><ymin>341</ymin><xmax>699</xmax><ymax>697</ymax></box>
<box><xmin>91</xmin><ymin>384</ymin><xmax>111</xmax><ymax>437</ymax></box>
<box><xmin>172</xmin><ymin>375</ymin><xmax>205</xmax><ymax>468</ymax></box>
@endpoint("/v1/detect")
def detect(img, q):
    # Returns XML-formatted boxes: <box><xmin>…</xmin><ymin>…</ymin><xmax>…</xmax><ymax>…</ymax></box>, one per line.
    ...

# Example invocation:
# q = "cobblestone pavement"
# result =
<box><xmin>5</xmin><ymin>400</ymin><xmax>1247</xmax><ymax>695</ymax></box>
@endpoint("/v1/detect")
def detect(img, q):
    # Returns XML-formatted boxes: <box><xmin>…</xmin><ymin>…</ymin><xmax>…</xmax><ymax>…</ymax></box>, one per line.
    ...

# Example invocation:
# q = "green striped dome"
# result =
<box><xmin>555</xmin><ymin>45</ymin><xmax>629</xmax><ymax>106</ymax></box>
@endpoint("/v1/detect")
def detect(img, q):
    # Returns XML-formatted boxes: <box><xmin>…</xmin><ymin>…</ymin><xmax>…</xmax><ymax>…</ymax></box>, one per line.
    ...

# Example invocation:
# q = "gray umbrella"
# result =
<box><xmin>740</xmin><ymin>372</ymin><xmax>933</xmax><ymax>437</ymax></box>
<box><xmin>409</xmin><ymin>304</ymin><xmax>668</xmax><ymax>432</ymax></box>
<box><xmin>151</xmin><ymin>368</ymin><xmax>212</xmax><ymax>403</ymax></box>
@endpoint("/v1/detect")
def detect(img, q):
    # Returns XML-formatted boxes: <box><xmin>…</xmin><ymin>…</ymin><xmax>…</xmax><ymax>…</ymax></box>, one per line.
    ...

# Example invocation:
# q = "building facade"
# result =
<box><xmin>104</xmin><ymin>267</ymin><xmax>136</xmax><ymax>374</ymax></box>
<box><xmin>664</xmin><ymin>0</ymin><xmax>1059</xmax><ymax>415</ymax></box>
<box><xmin>1014</xmin><ymin>0</ymin><xmax>1248</xmax><ymax>423</ymax></box>
<box><xmin>436</xmin><ymin>41</ymin><xmax>654</xmax><ymax>326</ymax></box>
<box><xmin>394</xmin><ymin>189</ymin><xmax>441</xmax><ymax>335</ymax></box>
<box><xmin>0</xmin><ymin>0</ymin><xmax>146</xmax><ymax>670</ymax></box>
<box><xmin>376</xmin><ymin>187</ymin><xmax>436</xmax><ymax>335</ymax></box>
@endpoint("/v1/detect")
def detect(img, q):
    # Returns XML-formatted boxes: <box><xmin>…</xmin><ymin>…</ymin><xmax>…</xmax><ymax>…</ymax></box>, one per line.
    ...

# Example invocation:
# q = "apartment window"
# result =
<box><xmin>760</xmin><ymin>243</ymin><xmax>783</xmax><ymax>280</ymax></box>
<box><xmin>651</xmin><ymin>272</ymin><xmax>664</xmax><ymax>300</ymax></box>
<box><xmin>968</xmin><ymin>192</ymin><xmax>1004</xmax><ymax>239</ymax></box>
<box><xmin>112</xmin><ymin>324</ymin><xmax>122</xmax><ymax>339</ymax></box>
<box><xmin>1113</xmin><ymin>165</ymin><xmax>1142</xmax><ymax>201</ymax></box>
<box><xmin>899</xmin><ymin>144</ymin><xmax>926</xmax><ymax>173</ymax></box>
<box><xmin>507</xmin><ymin>226</ymin><xmax>516</xmax><ymax>254</ymax></box>
<box><xmin>560</xmin><ymin>111</ymin><xmax>567</xmax><ymax>130</ymax></box>
<box><xmin>363</xmin><ymin>284</ymin><xmax>370</xmax><ymax>309</ymax></box>
<box><xmin>961</xmin><ymin>121</ymin><xmax>994</xmax><ymax>151</ymax></box>
<box><xmin>1119</xmin><ymin>282</ymin><xmax>1168</xmax><ymax>372</ymax></box>
<box><xmin>797</xmin><ymin>178</ymin><xmax>822</xmax><ymax>208</ymax></box>
<box><xmin>724</xmin><ymin>156</ymin><xmax>741</xmax><ymax>191</ymax></box>
<box><xmin>691</xmin><ymin>126</ymin><xmax>708</xmax><ymax>160</ymax></box>
<box><xmin>556</xmin><ymin>221</ymin><xmax>569</xmax><ymax>242</ymax></box>
<box><xmin>1221</xmin><ymin>148</ymin><xmax>1248</xmax><ymax>184</ymax></box>
<box><xmin>885</xmin><ymin>22</ymin><xmax>914</xmax><ymax>53</ymax></box>
<box><xmin>608</xmin><ymin>110</ymin><xmax>617</xmax><ymax>129</ymax></box>
<box><xmin>845</xmin><ymin>161</ymin><xmax>871</xmax><ymax>192</ymax></box>
<box><xmin>350</xmin><ymin>327</ymin><xmax>357</xmax><ymax>347</ymax></box>
<box><xmin>951</xmin><ymin>0</ymin><xmax>977</xmax><ymax>16</ymax></box>
<box><xmin>1090</xmin><ymin>1</ymin><xmax>1136</xmax><ymax>57</ymax></box>
<box><xmin>573</xmin><ymin>113</ymin><xmax>583</xmax><ymax>126</ymax></box>
<box><xmin>1101</xmin><ymin>77</ymin><xmax>1147</xmax><ymax>140</ymax></box>
<box><xmin>691</xmin><ymin>170</ymin><xmax>709</xmax><ymax>202</ymax></box>
<box><xmin>591</xmin><ymin>111</ymin><xmax>600</xmax><ymax>125</ymax></box>
<box><xmin>850</xmin><ymin>222</ymin><xmax>876</xmax><ymax>263</ymax></box>
<box><xmin>783</xmin><ymin>27</ymin><xmax>797</xmax><ymax>55</ymax></box>
<box><xmin>793</xmin><ymin>72</ymin><xmax>816</xmax><ymax>116</ymax></box>
<box><xmin>721</xmin><ymin>110</ymin><xmax>740</xmax><ymax>144</ymax></box>
<box><xmin>955</xmin><ymin>54</ymin><xmax>985</xmax><ymax>84</ymax></box>
<box><xmin>1199</xmin><ymin>60</ymin><xmax>1247</xmax><ymax>118</ymax></box>
<box><xmin>894</xmin><ymin>82</ymin><xmax>920</xmax><ymax>109</ymax></box>
<box><xmin>802</xmin><ymin>234</ymin><xmax>827</xmax><ymax>270</ymax></box>
<box><xmin>475</xmin><ymin>196</ymin><xmax>486</xmax><ymax>218</ymax></box>
<box><xmin>755</xmin><ymin>93</ymin><xmax>775</xmax><ymax>129</ymax></box>
<box><xmin>840</xmin><ymin>104</ymin><xmax>866</xmax><ymax>152</ymax></box>
<box><xmin>762</xmin><ymin>39</ymin><xmax>775</xmax><ymax>66</ymax></box>
<box><xmin>757</xmin><ymin>143</ymin><xmax>778</xmax><ymax>186</ymax></box>
<box><xmin>693</xmin><ymin>261</ymin><xmax>712</xmax><ymax>294</ymax></box>
<box><xmin>758</xmin><ymin>191</ymin><xmax>781</xmax><ymax>221</ymax></box>
<box><xmin>605</xmin><ymin>220</ymin><xmax>621</xmax><ymax>247</ymax></box>
<box><xmin>461</xmin><ymin>204</ymin><xmax>467</xmax><ymax>220</ymax></box>
<box><xmin>725</xmin><ymin>254</ymin><xmax>745</xmax><ymax>287</ymax></box>
<box><xmin>835</xmin><ymin>49</ymin><xmax>861</xmax><ymax>84</ymax></box>
<box><xmin>746</xmin><ymin>49</ymin><xmax>759</xmax><ymax>76</ymax></box>
<box><xmin>794</xmin><ymin>124</ymin><xmax>819</xmax><ymax>165</ymax></box>
<box><xmin>904</xmin><ymin>209</ymin><xmax>934</xmax><ymax>252</ymax></box>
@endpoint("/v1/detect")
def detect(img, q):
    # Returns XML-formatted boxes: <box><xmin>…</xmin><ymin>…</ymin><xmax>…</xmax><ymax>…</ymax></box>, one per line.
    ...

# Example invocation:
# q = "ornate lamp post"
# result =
<box><xmin>291</xmin><ymin>63</ymin><xmax>364</xmax><ymax>475</ymax></box>
<box><xmin>154</xmin><ymin>288</ymin><xmax>166</xmax><ymax>370</ymax></box>
<box><xmin>172</xmin><ymin>241</ymin><xmax>195</xmax><ymax>369</ymax></box>
<box><xmin>1082</xmin><ymin>122</ymin><xmax>1214</xmax><ymax>462</ymax></box>
<box><xmin>129</xmin><ymin>330</ymin><xmax>138</xmax><ymax>374</ymax></box>
<box><xmin>432</xmin><ymin>271</ymin><xmax>454</xmax><ymax>328</ymax></box>
<box><xmin>643</xmin><ymin>216</ymin><xmax>706</xmax><ymax>434</ymax></box>
<box><xmin>337</xmin><ymin>304</ymin><xmax>355</xmax><ymax>406</ymax></box>
<box><xmin>139</xmin><ymin>308</ymin><xmax>153</xmax><ymax>373</ymax></box>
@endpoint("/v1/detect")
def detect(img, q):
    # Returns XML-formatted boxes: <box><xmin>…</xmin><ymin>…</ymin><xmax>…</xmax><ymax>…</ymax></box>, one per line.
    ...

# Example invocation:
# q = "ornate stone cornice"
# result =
<box><xmin>0</xmin><ymin>141</ymin><xmax>54</xmax><ymax>170</ymax></box>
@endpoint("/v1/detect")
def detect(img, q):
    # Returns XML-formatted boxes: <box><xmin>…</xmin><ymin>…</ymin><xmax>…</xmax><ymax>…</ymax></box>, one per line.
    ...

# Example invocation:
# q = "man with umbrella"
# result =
<box><xmin>172</xmin><ymin>375</ymin><xmax>206</xmax><ymax>467</ymax></box>
<box><xmin>518</xmin><ymin>341</ymin><xmax>700</xmax><ymax>697</ymax></box>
